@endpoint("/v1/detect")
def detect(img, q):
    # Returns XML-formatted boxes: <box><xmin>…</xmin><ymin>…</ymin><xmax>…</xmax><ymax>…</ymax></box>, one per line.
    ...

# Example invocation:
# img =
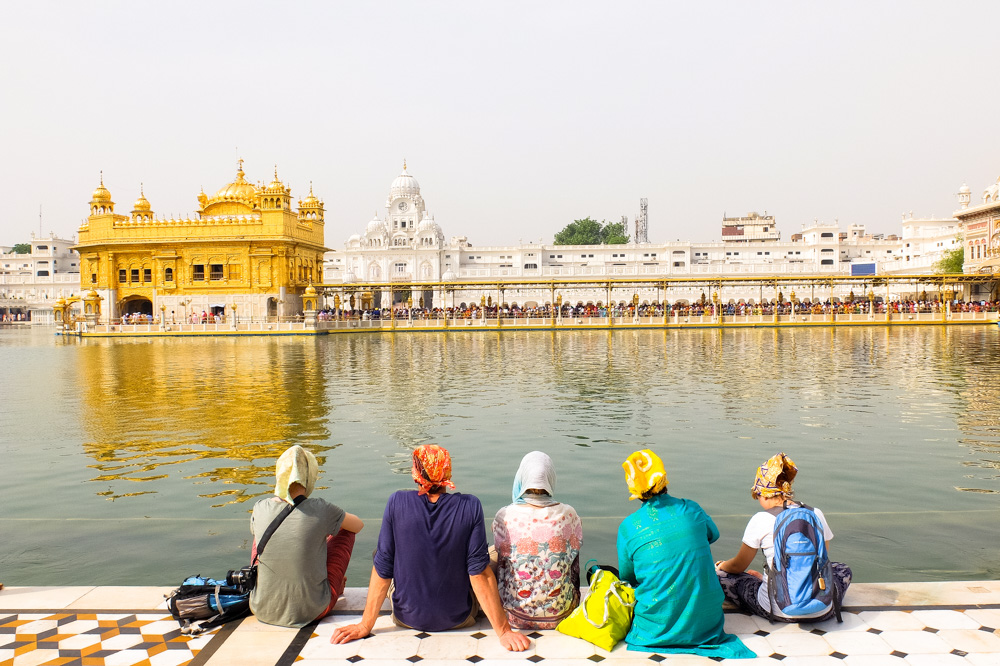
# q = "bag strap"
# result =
<box><xmin>253</xmin><ymin>495</ymin><xmax>305</xmax><ymax>565</ymax></box>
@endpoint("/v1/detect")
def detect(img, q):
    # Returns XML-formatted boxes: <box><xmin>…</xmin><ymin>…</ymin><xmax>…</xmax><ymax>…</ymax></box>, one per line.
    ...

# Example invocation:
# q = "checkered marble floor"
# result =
<box><xmin>1</xmin><ymin>584</ymin><xmax>999</xmax><ymax>665</ymax></box>
<box><xmin>292</xmin><ymin>606</ymin><xmax>1000</xmax><ymax>666</ymax></box>
<box><xmin>0</xmin><ymin>611</ymin><xmax>221</xmax><ymax>666</ymax></box>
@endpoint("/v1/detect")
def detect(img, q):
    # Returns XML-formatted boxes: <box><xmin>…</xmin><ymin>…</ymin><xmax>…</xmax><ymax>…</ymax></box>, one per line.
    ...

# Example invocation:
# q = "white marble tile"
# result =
<box><xmin>824</xmin><ymin>628</ymin><xmax>893</xmax><ymax>655</ymax></box>
<box><xmin>909</xmin><ymin>610</ymin><xmax>981</xmax><ymax>630</ymax></box>
<box><xmin>764</xmin><ymin>630</ymin><xmax>834</xmax><ymax>657</ymax></box>
<box><xmin>137</xmin><ymin>619</ymin><xmax>182</xmax><ymax>635</ymax></box>
<box><xmin>769</xmin><ymin>657</ymin><xmax>846</xmax><ymax>666</ymax></box>
<box><xmin>98</xmin><ymin>633</ymin><xmax>146</xmax><ymax>650</ymax></box>
<box><xmin>148</xmin><ymin>649</ymin><xmax>197</xmax><ymax>666</ymax></box>
<box><xmin>54</xmin><ymin>632</ymin><xmax>102</xmax><ymax>650</ymax></box>
<box><xmin>813</xmin><ymin>610</ymin><xmax>872</xmax><ymax>633</ymax></box>
<box><xmin>843</xmin><ymin>656</ymin><xmax>909</xmax><ymax>666</ymax></box>
<box><xmin>0</xmin><ymin>587</ymin><xmax>94</xmax><ymax>610</ymax></box>
<box><xmin>14</xmin><ymin>619</ymin><xmax>59</xmax><ymax>634</ymax></box>
<box><xmin>963</xmin><ymin>608</ymin><xmax>1000</xmax><ymax>629</ymax></box>
<box><xmin>13</xmin><ymin>649</ymin><xmax>62</xmax><ymax>666</ymax></box>
<box><xmin>416</xmin><ymin>634</ymin><xmax>479</xmax><ymax>659</ymax></box>
<box><xmin>533</xmin><ymin>631</ymin><xmax>596</xmax><ymax>658</ymax></box>
<box><xmin>858</xmin><ymin>610</ymin><xmax>927</xmax><ymax>631</ymax></box>
<box><xmin>902</xmin><ymin>654</ymin><xmax>970</xmax><ymax>666</ymax></box>
<box><xmin>475</xmin><ymin>633</ymin><xmax>538</xmax><ymax>660</ymax></box>
<box><xmin>878</xmin><ymin>629</ymin><xmax>953</xmax><ymax>654</ymax></box>
<box><xmin>966</xmin><ymin>653</ymin><xmax>1000</xmax><ymax>666</ymax></box>
<box><xmin>936</xmin><ymin>628</ymin><xmax>1000</xmax><ymax>653</ymax></box>
<box><xmin>298</xmin><ymin>635</ymin><xmax>363</xmax><ymax>661</ymax></box>
<box><xmin>723</xmin><ymin>613</ymin><xmax>762</xmax><ymax>636</ymax></box>
<box><xmin>356</xmin><ymin>633</ymin><xmax>422</xmax><ymax>660</ymax></box>
<box><xmin>103</xmin><ymin>649</ymin><xmax>152</xmax><ymax>666</ymax></box>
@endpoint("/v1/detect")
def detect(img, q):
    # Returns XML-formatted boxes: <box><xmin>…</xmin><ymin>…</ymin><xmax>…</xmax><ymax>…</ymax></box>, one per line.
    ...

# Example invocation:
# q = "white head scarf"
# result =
<box><xmin>275</xmin><ymin>445</ymin><xmax>318</xmax><ymax>503</ymax></box>
<box><xmin>512</xmin><ymin>451</ymin><xmax>558</xmax><ymax>507</ymax></box>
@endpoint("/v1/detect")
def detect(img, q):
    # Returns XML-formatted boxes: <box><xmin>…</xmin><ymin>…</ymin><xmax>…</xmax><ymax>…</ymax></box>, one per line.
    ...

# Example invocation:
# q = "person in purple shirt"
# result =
<box><xmin>331</xmin><ymin>445</ymin><xmax>530</xmax><ymax>652</ymax></box>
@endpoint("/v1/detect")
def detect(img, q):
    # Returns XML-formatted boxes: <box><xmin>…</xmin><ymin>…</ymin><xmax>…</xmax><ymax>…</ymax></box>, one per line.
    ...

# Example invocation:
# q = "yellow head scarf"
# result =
<box><xmin>622</xmin><ymin>449</ymin><xmax>668</xmax><ymax>501</ymax></box>
<box><xmin>751</xmin><ymin>452</ymin><xmax>797</xmax><ymax>499</ymax></box>
<box><xmin>275</xmin><ymin>445</ymin><xmax>319</xmax><ymax>503</ymax></box>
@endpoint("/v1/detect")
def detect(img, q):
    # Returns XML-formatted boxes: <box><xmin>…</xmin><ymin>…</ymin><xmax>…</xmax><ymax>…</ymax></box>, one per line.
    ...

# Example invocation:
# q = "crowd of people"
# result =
<box><xmin>1</xmin><ymin>312</ymin><xmax>28</xmax><ymax>322</ymax></box>
<box><xmin>250</xmin><ymin>444</ymin><xmax>849</xmax><ymax>658</ymax></box>
<box><xmin>315</xmin><ymin>298</ymin><xmax>1000</xmax><ymax>323</ymax></box>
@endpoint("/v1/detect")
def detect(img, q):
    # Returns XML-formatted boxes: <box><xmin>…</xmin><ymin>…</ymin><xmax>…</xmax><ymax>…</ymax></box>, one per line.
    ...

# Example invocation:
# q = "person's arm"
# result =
<box><xmin>341</xmin><ymin>512</ymin><xmax>364</xmax><ymax>533</ymax></box>
<box><xmin>469</xmin><ymin>566</ymin><xmax>530</xmax><ymax>652</ymax></box>
<box><xmin>716</xmin><ymin>543</ymin><xmax>760</xmax><ymax>578</ymax></box>
<box><xmin>330</xmin><ymin>567</ymin><xmax>390</xmax><ymax>644</ymax></box>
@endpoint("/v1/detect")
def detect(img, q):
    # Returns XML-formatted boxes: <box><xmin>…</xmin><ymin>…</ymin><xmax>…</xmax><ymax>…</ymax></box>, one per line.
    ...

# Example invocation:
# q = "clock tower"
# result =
<box><xmin>386</xmin><ymin>160</ymin><xmax>425</xmax><ymax>238</ymax></box>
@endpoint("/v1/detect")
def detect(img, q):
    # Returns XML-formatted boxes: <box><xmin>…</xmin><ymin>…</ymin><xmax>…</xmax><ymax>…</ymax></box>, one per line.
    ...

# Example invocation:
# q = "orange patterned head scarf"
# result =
<box><xmin>622</xmin><ymin>449</ymin><xmax>668</xmax><ymax>501</ymax></box>
<box><xmin>411</xmin><ymin>444</ymin><xmax>456</xmax><ymax>496</ymax></box>
<box><xmin>751</xmin><ymin>452</ymin><xmax>798</xmax><ymax>500</ymax></box>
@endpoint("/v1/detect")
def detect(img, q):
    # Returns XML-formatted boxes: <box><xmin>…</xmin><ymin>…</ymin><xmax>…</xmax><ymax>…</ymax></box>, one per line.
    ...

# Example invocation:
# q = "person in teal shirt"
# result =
<box><xmin>617</xmin><ymin>449</ymin><xmax>754</xmax><ymax>659</ymax></box>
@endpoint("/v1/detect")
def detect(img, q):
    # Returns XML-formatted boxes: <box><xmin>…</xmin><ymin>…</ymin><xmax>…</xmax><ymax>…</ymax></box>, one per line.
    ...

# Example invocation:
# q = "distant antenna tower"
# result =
<box><xmin>635</xmin><ymin>198</ymin><xmax>648</xmax><ymax>243</ymax></box>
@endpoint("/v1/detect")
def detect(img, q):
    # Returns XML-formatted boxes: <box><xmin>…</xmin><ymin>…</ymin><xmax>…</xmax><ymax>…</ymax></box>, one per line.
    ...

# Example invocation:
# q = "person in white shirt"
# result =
<box><xmin>715</xmin><ymin>453</ymin><xmax>851</xmax><ymax>622</ymax></box>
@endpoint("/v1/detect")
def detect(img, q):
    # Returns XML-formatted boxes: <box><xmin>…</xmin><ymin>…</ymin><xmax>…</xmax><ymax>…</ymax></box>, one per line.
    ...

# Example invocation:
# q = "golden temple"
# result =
<box><xmin>73</xmin><ymin>161</ymin><xmax>327</xmax><ymax>323</ymax></box>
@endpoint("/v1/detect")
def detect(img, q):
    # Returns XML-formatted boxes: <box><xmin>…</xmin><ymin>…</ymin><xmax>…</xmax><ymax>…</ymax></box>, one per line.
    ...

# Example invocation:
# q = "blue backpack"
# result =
<box><xmin>165</xmin><ymin>576</ymin><xmax>250</xmax><ymax>634</ymax></box>
<box><xmin>766</xmin><ymin>502</ymin><xmax>842</xmax><ymax>623</ymax></box>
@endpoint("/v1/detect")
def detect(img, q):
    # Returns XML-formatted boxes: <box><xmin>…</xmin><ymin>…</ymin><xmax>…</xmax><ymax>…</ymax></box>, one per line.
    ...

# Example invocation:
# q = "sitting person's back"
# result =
<box><xmin>249</xmin><ymin>445</ymin><xmax>363</xmax><ymax>627</ymax></box>
<box><xmin>376</xmin><ymin>488</ymin><xmax>489</xmax><ymax>630</ymax></box>
<box><xmin>493</xmin><ymin>451</ymin><xmax>582</xmax><ymax>629</ymax></box>
<box><xmin>617</xmin><ymin>449</ymin><xmax>753</xmax><ymax>659</ymax></box>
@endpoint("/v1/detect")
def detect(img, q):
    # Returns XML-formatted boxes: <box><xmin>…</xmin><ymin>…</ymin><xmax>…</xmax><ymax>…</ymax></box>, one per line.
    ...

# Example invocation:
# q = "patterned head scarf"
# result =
<box><xmin>751</xmin><ymin>452</ymin><xmax>798</xmax><ymax>499</ymax></box>
<box><xmin>512</xmin><ymin>451</ymin><xmax>558</xmax><ymax>507</ymax></box>
<box><xmin>622</xmin><ymin>449</ymin><xmax>668</xmax><ymax>501</ymax></box>
<box><xmin>411</xmin><ymin>444</ymin><xmax>456</xmax><ymax>496</ymax></box>
<box><xmin>275</xmin><ymin>445</ymin><xmax>318</xmax><ymax>503</ymax></box>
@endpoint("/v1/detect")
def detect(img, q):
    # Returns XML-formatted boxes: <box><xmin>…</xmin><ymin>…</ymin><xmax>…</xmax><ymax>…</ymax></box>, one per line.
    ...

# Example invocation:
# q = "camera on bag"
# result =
<box><xmin>226</xmin><ymin>565</ymin><xmax>257</xmax><ymax>591</ymax></box>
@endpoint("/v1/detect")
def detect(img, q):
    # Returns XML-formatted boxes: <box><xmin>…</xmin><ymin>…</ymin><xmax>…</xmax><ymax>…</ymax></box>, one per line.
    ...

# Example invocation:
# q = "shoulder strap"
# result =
<box><xmin>253</xmin><ymin>495</ymin><xmax>305</xmax><ymax>564</ymax></box>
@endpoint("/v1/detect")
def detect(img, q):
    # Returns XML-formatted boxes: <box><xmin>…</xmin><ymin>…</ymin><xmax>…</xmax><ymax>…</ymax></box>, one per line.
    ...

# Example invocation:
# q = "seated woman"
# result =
<box><xmin>492</xmin><ymin>451</ymin><xmax>583</xmax><ymax>629</ymax></box>
<box><xmin>249</xmin><ymin>445</ymin><xmax>364</xmax><ymax>627</ymax></box>
<box><xmin>618</xmin><ymin>449</ymin><xmax>753</xmax><ymax>659</ymax></box>
<box><xmin>715</xmin><ymin>452</ymin><xmax>851</xmax><ymax>622</ymax></box>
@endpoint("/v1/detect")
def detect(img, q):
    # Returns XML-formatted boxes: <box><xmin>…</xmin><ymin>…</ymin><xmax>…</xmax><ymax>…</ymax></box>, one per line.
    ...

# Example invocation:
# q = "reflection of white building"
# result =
<box><xmin>322</xmin><ymin>165</ymin><xmax>971</xmax><ymax>304</ymax></box>
<box><xmin>0</xmin><ymin>232</ymin><xmax>81</xmax><ymax>322</ymax></box>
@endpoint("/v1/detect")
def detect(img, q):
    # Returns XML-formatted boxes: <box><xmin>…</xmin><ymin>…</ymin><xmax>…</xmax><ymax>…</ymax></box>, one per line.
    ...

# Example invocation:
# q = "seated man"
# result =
<box><xmin>331</xmin><ymin>445</ymin><xmax>529</xmax><ymax>652</ymax></box>
<box><xmin>250</xmin><ymin>445</ymin><xmax>364</xmax><ymax>627</ymax></box>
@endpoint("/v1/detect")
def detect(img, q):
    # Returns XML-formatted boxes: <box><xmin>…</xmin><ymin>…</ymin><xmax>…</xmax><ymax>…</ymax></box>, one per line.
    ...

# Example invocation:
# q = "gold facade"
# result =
<box><xmin>74</xmin><ymin>162</ymin><xmax>328</xmax><ymax>321</ymax></box>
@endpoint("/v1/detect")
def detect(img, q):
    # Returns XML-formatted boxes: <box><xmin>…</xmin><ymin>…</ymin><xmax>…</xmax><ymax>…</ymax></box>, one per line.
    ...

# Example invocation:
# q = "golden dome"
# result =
<box><xmin>92</xmin><ymin>172</ymin><xmax>112</xmax><ymax>202</ymax></box>
<box><xmin>304</xmin><ymin>284</ymin><xmax>317</xmax><ymax>296</ymax></box>
<box><xmin>266</xmin><ymin>166</ymin><xmax>285</xmax><ymax>192</ymax></box>
<box><xmin>133</xmin><ymin>184</ymin><xmax>151</xmax><ymax>212</ymax></box>
<box><xmin>211</xmin><ymin>160</ymin><xmax>258</xmax><ymax>202</ymax></box>
<box><xmin>300</xmin><ymin>182</ymin><xmax>320</xmax><ymax>207</ymax></box>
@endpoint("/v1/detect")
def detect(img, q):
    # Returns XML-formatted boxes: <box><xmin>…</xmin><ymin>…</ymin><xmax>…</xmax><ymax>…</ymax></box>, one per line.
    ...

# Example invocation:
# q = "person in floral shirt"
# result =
<box><xmin>492</xmin><ymin>451</ymin><xmax>583</xmax><ymax>629</ymax></box>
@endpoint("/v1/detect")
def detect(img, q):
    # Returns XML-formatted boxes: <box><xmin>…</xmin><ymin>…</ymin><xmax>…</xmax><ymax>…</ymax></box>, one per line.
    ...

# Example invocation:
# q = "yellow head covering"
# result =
<box><xmin>622</xmin><ymin>449</ymin><xmax>668</xmax><ymax>501</ymax></box>
<box><xmin>275</xmin><ymin>445</ymin><xmax>319</xmax><ymax>503</ymax></box>
<box><xmin>751</xmin><ymin>452</ymin><xmax>797</xmax><ymax>499</ymax></box>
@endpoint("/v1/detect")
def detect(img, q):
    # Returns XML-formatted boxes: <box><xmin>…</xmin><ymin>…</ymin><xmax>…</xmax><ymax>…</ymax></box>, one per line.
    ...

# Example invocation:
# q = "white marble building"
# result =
<box><xmin>323</xmin><ymin>165</ymin><xmax>969</xmax><ymax>306</ymax></box>
<box><xmin>0</xmin><ymin>232</ymin><xmax>81</xmax><ymax>321</ymax></box>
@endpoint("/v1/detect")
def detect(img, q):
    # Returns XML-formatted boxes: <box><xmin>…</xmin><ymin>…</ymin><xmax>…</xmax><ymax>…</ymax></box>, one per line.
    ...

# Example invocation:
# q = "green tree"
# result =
<box><xmin>554</xmin><ymin>218</ymin><xmax>631</xmax><ymax>245</ymax></box>
<box><xmin>9</xmin><ymin>243</ymin><xmax>30</xmax><ymax>254</ymax></box>
<box><xmin>934</xmin><ymin>237</ymin><xmax>964</xmax><ymax>273</ymax></box>
<box><xmin>600</xmin><ymin>221</ymin><xmax>630</xmax><ymax>244</ymax></box>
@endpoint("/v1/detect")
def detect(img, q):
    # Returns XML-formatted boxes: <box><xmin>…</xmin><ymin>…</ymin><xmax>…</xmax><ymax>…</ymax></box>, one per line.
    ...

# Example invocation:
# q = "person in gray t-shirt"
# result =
<box><xmin>249</xmin><ymin>445</ymin><xmax>364</xmax><ymax>627</ymax></box>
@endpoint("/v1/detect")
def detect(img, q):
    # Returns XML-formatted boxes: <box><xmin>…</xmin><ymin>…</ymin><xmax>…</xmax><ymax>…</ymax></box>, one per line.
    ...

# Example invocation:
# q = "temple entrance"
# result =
<box><xmin>267</xmin><ymin>298</ymin><xmax>278</xmax><ymax>319</ymax></box>
<box><xmin>121</xmin><ymin>297</ymin><xmax>153</xmax><ymax>317</ymax></box>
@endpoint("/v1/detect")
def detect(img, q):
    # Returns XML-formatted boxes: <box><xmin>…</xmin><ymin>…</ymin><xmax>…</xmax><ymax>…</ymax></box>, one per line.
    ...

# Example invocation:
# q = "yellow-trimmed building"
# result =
<box><xmin>74</xmin><ymin>161</ymin><xmax>328</xmax><ymax>323</ymax></box>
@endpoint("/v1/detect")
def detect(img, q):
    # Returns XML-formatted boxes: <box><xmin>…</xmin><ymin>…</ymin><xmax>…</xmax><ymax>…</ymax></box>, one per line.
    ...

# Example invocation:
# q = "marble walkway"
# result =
<box><xmin>1</xmin><ymin>582</ymin><xmax>998</xmax><ymax>666</ymax></box>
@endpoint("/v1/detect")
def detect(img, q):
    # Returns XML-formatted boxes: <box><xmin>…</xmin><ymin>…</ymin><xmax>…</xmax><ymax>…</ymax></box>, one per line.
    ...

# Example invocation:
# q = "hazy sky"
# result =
<box><xmin>2</xmin><ymin>1</ymin><xmax>998</xmax><ymax>248</ymax></box>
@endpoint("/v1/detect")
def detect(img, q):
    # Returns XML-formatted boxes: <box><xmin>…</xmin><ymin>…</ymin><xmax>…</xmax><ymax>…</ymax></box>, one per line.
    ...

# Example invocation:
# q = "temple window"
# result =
<box><xmin>119</xmin><ymin>269</ymin><xmax>127</xmax><ymax>283</ymax></box>
<box><xmin>165</xmin><ymin>267</ymin><xmax>173</xmax><ymax>282</ymax></box>
<box><xmin>210</xmin><ymin>264</ymin><xmax>224</xmax><ymax>280</ymax></box>
<box><xmin>91</xmin><ymin>273</ymin><xmax>97</xmax><ymax>284</ymax></box>
<box><xmin>130</xmin><ymin>268</ymin><xmax>139</xmax><ymax>282</ymax></box>
<box><xmin>143</xmin><ymin>268</ymin><xmax>151</xmax><ymax>283</ymax></box>
<box><xmin>193</xmin><ymin>264</ymin><xmax>205</xmax><ymax>281</ymax></box>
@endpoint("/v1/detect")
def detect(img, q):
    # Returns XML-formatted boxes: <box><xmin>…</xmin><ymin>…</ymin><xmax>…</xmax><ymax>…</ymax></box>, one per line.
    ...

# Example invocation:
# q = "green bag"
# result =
<box><xmin>556</xmin><ymin>566</ymin><xmax>636</xmax><ymax>651</ymax></box>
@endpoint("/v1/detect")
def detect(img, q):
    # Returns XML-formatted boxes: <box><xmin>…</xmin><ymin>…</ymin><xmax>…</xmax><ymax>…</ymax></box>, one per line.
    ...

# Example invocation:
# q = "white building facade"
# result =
<box><xmin>0</xmin><ymin>232</ymin><xmax>82</xmax><ymax>322</ymax></box>
<box><xmin>323</xmin><ymin>166</ymin><xmax>970</xmax><ymax>306</ymax></box>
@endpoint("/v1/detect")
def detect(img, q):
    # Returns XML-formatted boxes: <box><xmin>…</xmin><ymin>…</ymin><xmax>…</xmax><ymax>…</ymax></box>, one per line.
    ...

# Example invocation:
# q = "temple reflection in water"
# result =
<box><xmin>77</xmin><ymin>336</ymin><xmax>334</xmax><ymax>505</ymax></box>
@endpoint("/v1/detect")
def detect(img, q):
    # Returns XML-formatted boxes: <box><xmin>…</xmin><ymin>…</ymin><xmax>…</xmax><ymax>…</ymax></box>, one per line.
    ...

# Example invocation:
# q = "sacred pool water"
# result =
<box><xmin>1</xmin><ymin>326</ymin><xmax>998</xmax><ymax>586</ymax></box>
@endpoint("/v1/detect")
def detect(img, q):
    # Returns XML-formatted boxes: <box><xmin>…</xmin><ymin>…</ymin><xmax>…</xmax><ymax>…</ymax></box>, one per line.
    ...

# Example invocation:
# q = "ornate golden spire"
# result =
<box><xmin>237</xmin><ymin>158</ymin><xmax>245</xmax><ymax>179</ymax></box>
<box><xmin>403</xmin><ymin>158</ymin><xmax>407</xmax><ymax>171</ymax></box>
